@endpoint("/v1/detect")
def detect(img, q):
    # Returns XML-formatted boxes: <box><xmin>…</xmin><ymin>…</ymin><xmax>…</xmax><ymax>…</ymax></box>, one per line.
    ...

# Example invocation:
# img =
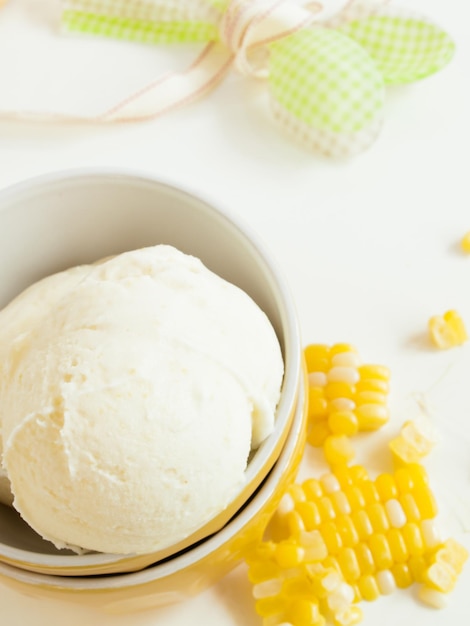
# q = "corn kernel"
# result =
<box><xmin>408</xmin><ymin>555</ymin><xmax>429</xmax><ymax>583</ymax></box>
<box><xmin>329</xmin><ymin>397</ymin><xmax>356</xmax><ymax>413</ymax></box>
<box><xmin>317</xmin><ymin>496</ymin><xmax>337</xmax><ymax>522</ymax></box>
<box><xmin>425</xmin><ymin>562</ymin><xmax>457</xmax><ymax>593</ymax></box>
<box><xmin>286</xmin><ymin>598</ymin><xmax>321</xmax><ymax>625</ymax></box>
<box><xmin>385</xmin><ymin>499</ymin><xmax>407</xmax><ymax>528</ymax></box>
<box><xmin>348</xmin><ymin>465</ymin><xmax>369</xmax><ymax>483</ymax></box>
<box><xmin>297</xmin><ymin>501</ymin><xmax>322</xmax><ymax>531</ymax></box>
<box><xmin>355</xmin><ymin>391</ymin><xmax>388</xmax><ymax>406</ymax></box>
<box><xmin>282</xmin><ymin>576</ymin><xmax>314</xmax><ymax>597</ymax></box>
<box><xmin>253</xmin><ymin>578</ymin><xmax>283</xmax><ymax>599</ymax></box>
<box><xmin>375</xmin><ymin>569</ymin><xmax>396</xmax><ymax>595</ymax></box>
<box><xmin>334</xmin><ymin>466</ymin><xmax>355</xmax><ymax>489</ymax></box>
<box><xmin>324</xmin><ymin>435</ymin><xmax>355</xmax><ymax>466</ymax></box>
<box><xmin>336</xmin><ymin>515</ymin><xmax>360</xmax><ymax>548</ymax></box>
<box><xmin>461</xmin><ymin>230</ymin><xmax>470</xmax><ymax>253</ymax></box>
<box><xmin>355</xmin><ymin>403</ymin><xmax>389</xmax><ymax>430</ymax></box>
<box><xmin>328</xmin><ymin>411</ymin><xmax>359</xmax><ymax>436</ymax></box>
<box><xmin>305</xmin><ymin>344</ymin><xmax>330</xmax><ymax>373</ymax></box>
<box><xmin>357</xmin><ymin>574</ymin><xmax>380</xmax><ymax>601</ymax></box>
<box><xmin>434</xmin><ymin>538</ymin><xmax>469</xmax><ymax>573</ymax></box>
<box><xmin>320</xmin><ymin>473</ymin><xmax>341</xmax><ymax>494</ymax></box>
<box><xmin>351</xmin><ymin>510</ymin><xmax>373</xmax><ymax>540</ymax></box>
<box><xmin>355</xmin><ymin>378</ymin><xmax>389</xmax><ymax>394</ymax></box>
<box><xmin>399</xmin><ymin>493</ymin><xmax>421</xmax><ymax>523</ymax></box>
<box><xmin>331</xmin><ymin>351</ymin><xmax>361</xmax><ymax>368</ymax></box>
<box><xmin>313</xmin><ymin>566</ymin><xmax>342</xmax><ymax>596</ymax></box>
<box><xmin>327</xmin><ymin>581</ymin><xmax>355</xmax><ymax>611</ymax></box>
<box><xmin>345</xmin><ymin>486</ymin><xmax>366</xmax><ymax>512</ymax></box>
<box><xmin>375</xmin><ymin>473</ymin><xmax>398</xmax><ymax>501</ymax></box>
<box><xmin>327</xmin><ymin>367</ymin><xmax>360</xmax><ymax>385</ymax></box>
<box><xmin>369</xmin><ymin>534</ymin><xmax>393</xmax><ymax>570</ymax></box>
<box><xmin>391</xmin><ymin>562</ymin><xmax>413</xmax><ymax>588</ymax></box>
<box><xmin>420</xmin><ymin>520</ymin><xmax>442</xmax><ymax>550</ymax></box>
<box><xmin>402</xmin><ymin>523</ymin><xmax>424</xmax><ymax>556</ymax></box>
<box><xmin>389</xmin><ymin>436</ymin><xmax>425</xmax><ymax>465</ymax></box>
<box><xmin>354</xmin><ymin>543</ymin><xmax>376</xmax><ymax>575</ymax></box>
<box><xmin>248</xmin><ymin>560</ymin><xmax>281</xmax><ymax>583</ymax></box>
<box><xmin>394</xmin><ymin>467</ymin><xmax>415</xmax><ymax>494</ymax></box>
<box><xmin>300</xmin><ymin>530</ymin><xmax>328</xmax><ymax>563</ymax></box>
<box><xmin>413</xmin><ymin>486</ymin><xmax>438</xmax><ymax>519</ymax></box>
<box><xmin>320</xmin><ymin>522</ymin><xmax>343</xmax><ymax>555</ymax></box>
<box><xmin>287</xmin><ymin>510</ymin><xmax>306</xmax><ymax>536</ymax></box>
<box><xmin>331</xmin><ymin>491</ymin><xmax>352</xmax><ymax>516</ymax></box>
<box><xmin>337</xmin><ymin>547</ymin><xmax>361</xmax><ymax>582</ymax></box>
<box><xmin>330</xmin><ymin>343</ymin><xmax>357</xmax><ymax>358</ymax></box>
<box><xmin>333</xmin><ymin>605</ymin><xmax>363</xmax><ymax>626</ymax></box>
<box><xmin>325</xmin><ymin>382</ymin><xmax>356</xmax><ymax>400</ymax></box>
<box><xmin>428</xmin><ymin>309</ymin><xmax>468</xmax><ymax>349</ymax></box>
<box><xmin>366</xmin><ymin>503</ymin><xmax>390</xmax><ymax>533</ymax></box>
<box><xmin>386</xmin><ymin>528</ymin><xmax>409</xmax><ymax>563</ymax></box>
<box><xmin>302</xmin><ymin>478</ymin><xmax>324</xmax><ymax>500</ymax></box>
<box><xmin>308</xmin><ymin>371</ymin><xmax>328</xmax><ymax>387</ymax></box>
<box><xmin>256</xmin><ymin>595</ymin><xmax>287</xmax><ymax>618</ymax></box>
<box><xmin>289</xmin><ymin>484</ymin><xmax>307</xmax><ymax>504</ymax></box>
<box><xmin>417</xmin><ymin>584</ymin><xmax>449</xmax><ymax>609</ymax></box>
<box><xmin>308</xmin><ymin>390</ymin><xmax>329</xmax><ymax>422</ymax></box>
<box><xmin>358</xmin><ymin>364</ymin><xmax>390</xmax><ymax>381</ymax></box>
<box><xmin>308</xmin><ymin>422</ymin><xmax>331</xmax><ymax>447</ymax></box>
<box><xmin>275</xmin><ymin>541</ymin><xmax>304</xmax><ymax>568</ymax></box>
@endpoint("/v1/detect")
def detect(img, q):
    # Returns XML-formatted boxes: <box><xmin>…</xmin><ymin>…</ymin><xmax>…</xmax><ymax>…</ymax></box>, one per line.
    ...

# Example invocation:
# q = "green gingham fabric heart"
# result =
<box><xmin>2</xmin><ymin>1</ymin><xmax>456</xmax><ymax>158</ymax></box>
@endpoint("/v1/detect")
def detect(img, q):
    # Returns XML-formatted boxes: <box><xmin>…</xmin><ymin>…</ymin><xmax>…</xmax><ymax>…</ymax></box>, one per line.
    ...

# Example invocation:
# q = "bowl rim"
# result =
<box><xmin>0</xmin><ymin>167</ymin><xmax>302</xmax><ymax>572</ymax></box>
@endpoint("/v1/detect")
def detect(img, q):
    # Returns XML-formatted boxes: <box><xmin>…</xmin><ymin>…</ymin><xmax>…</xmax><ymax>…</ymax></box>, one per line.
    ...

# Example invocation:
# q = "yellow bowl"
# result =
<box><xmin>0</xmin><ymin>169</ymin><xmax>304</xmax><ymax>577</ymax></box>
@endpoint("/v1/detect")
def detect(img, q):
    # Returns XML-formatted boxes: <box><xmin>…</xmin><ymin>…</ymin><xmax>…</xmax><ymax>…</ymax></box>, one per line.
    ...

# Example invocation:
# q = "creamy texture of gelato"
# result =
<box><xmin>0</xmin><ymin>245</ymin><xmax>283</xmax><ymax>554</ymax></box>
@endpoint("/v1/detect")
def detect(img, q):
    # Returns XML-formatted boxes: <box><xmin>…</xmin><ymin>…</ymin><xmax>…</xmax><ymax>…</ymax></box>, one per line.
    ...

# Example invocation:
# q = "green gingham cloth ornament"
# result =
<box><xmin>5</xmin><ymin>0</ymin><xmax>456</xmax><ymax>157</ymax></box>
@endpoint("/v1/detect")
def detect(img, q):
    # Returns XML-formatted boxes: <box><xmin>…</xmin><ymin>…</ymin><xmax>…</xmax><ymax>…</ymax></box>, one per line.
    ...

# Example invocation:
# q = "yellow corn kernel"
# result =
<box><xmin>331</xmin><ymin>350</ymin><xmax>360</xmax><ymax>368</ymax></box>
<box><xmin>308</xmin><ymin>388</ymin><xmax>329</xmax><ymax>422</ymax></box>
<box><xmin>348</xmin><ymin>465</ymin><xmax>369</xmax><ymax>483</ymax></box>
<box><xmin>297</xmin><ymin>501</ymin><xmax>322</xmax><ymax>531</ymax></box>
<box><xmin>337</xmin><ymin>547</ymin><xmax>361</xmax><ymax>582</ymax></box>
<box><xmin>461</xmin><ymin>230</ymin><xmax>470</xmax><ymax>253</ymax></box>
<box><xmin>375</xmin><ymin>569</ymin><xmax>396</xmax><ymax>596</ymax></box>
<box><xmin>255</xmin><ymin>595</ymin><xmax>287</xmax><ymax>618</ymax></box>
<box><xmin>324</xmin><ymin>435</ymin><xmax>355</xmax><ymax>466</ymax></box>
<box><xmin>366</xmin><ymin>503</ymin><xmax>390</xmax><ymax>533</ymax></box>
<box><xmin>331</xmin><ymin>491</ymin><xmax>352</xmax><ymax>516</ymax></box>
<box><xmin>389</xmin><ymin>436</ymin><xmax>425</xmax><ymax>465</ymax></box>
<box><xmin>425</xmin><ymin>562</ymin><xmax>457</xmax><ymax>593</ymax></box>
<box><xmin>402</xmin><ymin>523</ymin><xmax>424</xmax><ymax>556</ymax></box>
<box><xmin>327</xmin><ymin>581</ymin><xmax>355</xmax><ymax>612</ymax></box>
<box><xmin>408</xmin><ymin>555</ymin><xmax>429</xmax><ymax>583</ymax></box>
<box><xmin>328</xmin><ymin>410</ymin><xmax>359</xmax><ymax>436</ymax></box>
<box><xmin>375</xmin><ymin>473</ymin><xmax>398</xmax><ymax>501</ymax></box>
<box><xmin>391</xmin><ymin>562</ymin><xmax>413</xmax><ymax>588</ymax></box>
<box><xmin>253</xmin><ymin>578</ymin><xmax>283</xmax><ymax>599</ymax></box>
<box><xmin>336</xmin><ymin>515</ymin><xmax>360</xmax><ymax>548</ymax></box>
<box><xmin>359</xmin><ymin>481</ymin><xmax>380</xmax><ymax>506</ymax></box>
<box><xmin>282</xmin><ymin>575</ymin><xmax>314</xmax><ymax>598</ymax></box>
<box><xmin>329</xmin><ymin>397</ymin><xmax>356</xmax><ymax>414</ymax></box>
<box><xmin>286</xmin><ymin>510</ymin><xmax>306</xmax><ymax>536</ymax></box>
<box><xmin>303</xmin><ymin>478</ymin><xmax>324</xmax><ymax>500</ymax></box>
<box><xmin>288</xmin><ymin>483</ymin><xmax>307</xmax><ymax>504</ymax></box>
<box><xmin>369</xmin><ymin>533</ymin><xmax>393</xmax><ymax>570</ymax></box>
<box><xmin>394</xmin><ymin>467</ymin><xmax>415</xmax><ymax>494</ymax></box>
<box><xmin>358</xmin><ymin>364</ymin><xmax>390</xmax><ymax>381</ymax></box>
<box><xmin>413</xmin><ymin>486</ymin><xmax>438</xmax><ymax>520</ymax></box>
<box><xmin>330</xmin><ymin>343</ymin><xmax>357</xmax><ymax>357</ymax></box>
<box><xmin>355</xmin><ymin>391</ymin><xmax>388</xmax><ymax>406</ymax></box>
<box><xmin>308</xmin><ymin>422</ymin><xmax>331</xmax><ymax>448</ymax></box>
<box><xmin>345</xmin><ymin>487</ymin><xmax>367</xmax><ymax>512</ymax></box>
<box><xmin>407</xmin><ymin>463</ymin><xmax>429</xmax><ymax>488</ymax></box>
<box><xmin>420</xmin><ymin>520</ymin><xmax>442</xmax><ymax>550</ymax></box>
<box><xmin>354</xmin><ymin>543</ymin><xmax>376</xmax><ymax>575</ymax></box>
<box><xmin>312</xmin><ymin>565</ymin><xmax>342</xmax><ymax>597</ymax></box>
<box><xmin>309</xmin><ymin>371</ymin><xmax>328</xmax><ymax>388</ymax></box>
<box><xmin>428</xmin><ymin>309</ymin><xmax>468</xmax><ymax>349</ymax></box>
<box><xmin>355</xmin><ymin>403</ymin><xmax>389</xmax><ymax>431</ymax></box>
<box><xmin>351</xmin><ymin>510</ymin><xmax>373</xmax><ymax>541</ymax></box>
<box><xmin>333</xmin><ymin>605</ymin><xmax>363</xmax><ymax>626</ymax></box>
<box><xmin>355</xmin><ymin>378</ymin><xmax>390</xmax><ymax>394</ymax></box>
<box><xmin>320</xmin><ymin>522</ymin><xmax>343</xmax><ymax>555</ymax></box>
<box><xmin>325</xmin><ymin>382</ymin><xmax>356</xmax><ymax>400</ymax></box>
<box><xmin>401</xmin><ymin>418</ymin><xmax>437</xmax><ymax>456</ymax></box>
<box><xmin>305</xmin><ymin>344</ymin><xmax>330</xmax><ymax>373</ymax></box>
<box><xmin>357</xmin><ymin>574</ymin><xmax>380</xmax><ymax>601</ymax></box>
<box><xmin>399</xmin><ymin>493</ymin><xmax>421</xmax><ymax>523</ymax></box>
<box><xmin>248</xmin><ymin>560</ymin><xmax>281</xmax><ymax>584</ymax></box>
<box><xmin>286</xmin><ymin>598</ymin><xmax>321</xmax><ymax>625</ymax></box>
<box><xmin>275</xmin><ymin>540</ymin><xmax>304</xmax><ymax>568</ymax></box>
<box><xmin>434</xmin><ymin>538</ymin><xmax>469</xmax><ymax>574</ymax></box>
<box><xmin>320</xmin><ymin>473</ymin><xmax>341</xmax><ymax>494</ymax></box>
<box><xmin>386</xmin><ymin>528</ymin><xmax>409</xmax><ymax>563</ymax></box>
<box><xmin>327</xmin><ymin>366</ymin><xmax>360</xmax><ymax>385</ymax></box>
<box><xmin>317</xmin><ymin>496</ymin><xmax>337</xmax><ymax>523</ymax></box>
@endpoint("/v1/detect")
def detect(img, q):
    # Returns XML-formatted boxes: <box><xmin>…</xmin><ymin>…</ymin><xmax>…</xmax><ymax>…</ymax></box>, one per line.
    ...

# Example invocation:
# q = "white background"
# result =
<box><xmin>0</xmin><ymin>0</ymin><xmax>469</xmax><ymax>624</ymax></box>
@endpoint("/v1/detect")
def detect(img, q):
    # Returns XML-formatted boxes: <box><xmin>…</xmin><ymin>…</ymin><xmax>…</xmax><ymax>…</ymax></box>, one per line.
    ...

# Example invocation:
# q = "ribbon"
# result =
<box><xmin>0</xmin><ymin>0</ymin><xmax>456</xmax><ymax>157</ymax></box>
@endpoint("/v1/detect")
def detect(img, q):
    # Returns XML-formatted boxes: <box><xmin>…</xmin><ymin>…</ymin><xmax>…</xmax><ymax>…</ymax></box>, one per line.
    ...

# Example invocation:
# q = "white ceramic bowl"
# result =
<box><xmin>0</xmin><ymin>170</ymin><xmax>305</xmax><ymax>580</ymax></box>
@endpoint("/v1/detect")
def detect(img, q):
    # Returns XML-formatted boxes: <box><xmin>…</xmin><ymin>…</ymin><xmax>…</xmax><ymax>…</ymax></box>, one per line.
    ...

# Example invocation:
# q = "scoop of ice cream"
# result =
<box><xmin>0</xmin><ymin>245</ymin><xmax>283</xmax><ymax>554</ymax></box>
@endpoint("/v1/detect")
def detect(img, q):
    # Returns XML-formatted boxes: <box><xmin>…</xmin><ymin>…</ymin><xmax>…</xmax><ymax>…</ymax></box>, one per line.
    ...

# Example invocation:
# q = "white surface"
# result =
<box><xmin>0</xmin><ymin>0</ymin><xmax>469</xmax><ymax>624</ymax></box>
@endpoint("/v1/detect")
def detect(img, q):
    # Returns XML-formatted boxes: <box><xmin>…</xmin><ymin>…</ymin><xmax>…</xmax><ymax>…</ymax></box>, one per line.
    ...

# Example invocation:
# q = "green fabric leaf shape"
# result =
<box><xmin>268</xmin><ymin>27</ymin><xmax>385</xmax><ymax>134</ymax></box>
<box><xmin>338</xmin><ymin>15</ymin><xmax>455</xmax><ymax>85</ymax></box>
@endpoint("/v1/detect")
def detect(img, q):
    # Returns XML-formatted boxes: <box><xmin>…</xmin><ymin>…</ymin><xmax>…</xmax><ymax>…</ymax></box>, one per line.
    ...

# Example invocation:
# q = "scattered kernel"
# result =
<box><xmin>461</xmin><ymin>230</ymin><xmax>470</xmax><ymax>253</ymax></box>
<box><xmin>428</xmin><ymin>309</ymin><xmax>468</xmax><ymax>349</ymax></box>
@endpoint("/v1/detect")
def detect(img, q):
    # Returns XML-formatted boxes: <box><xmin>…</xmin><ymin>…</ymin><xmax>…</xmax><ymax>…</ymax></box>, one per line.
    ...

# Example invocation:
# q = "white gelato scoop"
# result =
<box><xmin>0</xmin><ymin>245</ymin><xmax>283</xmax><ymax>555</ymax></box>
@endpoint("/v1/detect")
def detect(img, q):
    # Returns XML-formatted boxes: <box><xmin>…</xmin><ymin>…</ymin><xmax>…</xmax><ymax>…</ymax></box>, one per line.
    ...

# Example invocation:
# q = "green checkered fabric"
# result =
<box><xmin>62</xmin><ymin>0</ymin><xmax>225</xmax><ymax>44</ymax></box>
<box><xmin>268</xmin><ymin>27</ymin><xmax>384</xmax><ymax>134</ymax></box>
<box><xmin>339</xmin><ymin>16</ymin><xmax>456</xmax><ymax>84</ymax></box>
